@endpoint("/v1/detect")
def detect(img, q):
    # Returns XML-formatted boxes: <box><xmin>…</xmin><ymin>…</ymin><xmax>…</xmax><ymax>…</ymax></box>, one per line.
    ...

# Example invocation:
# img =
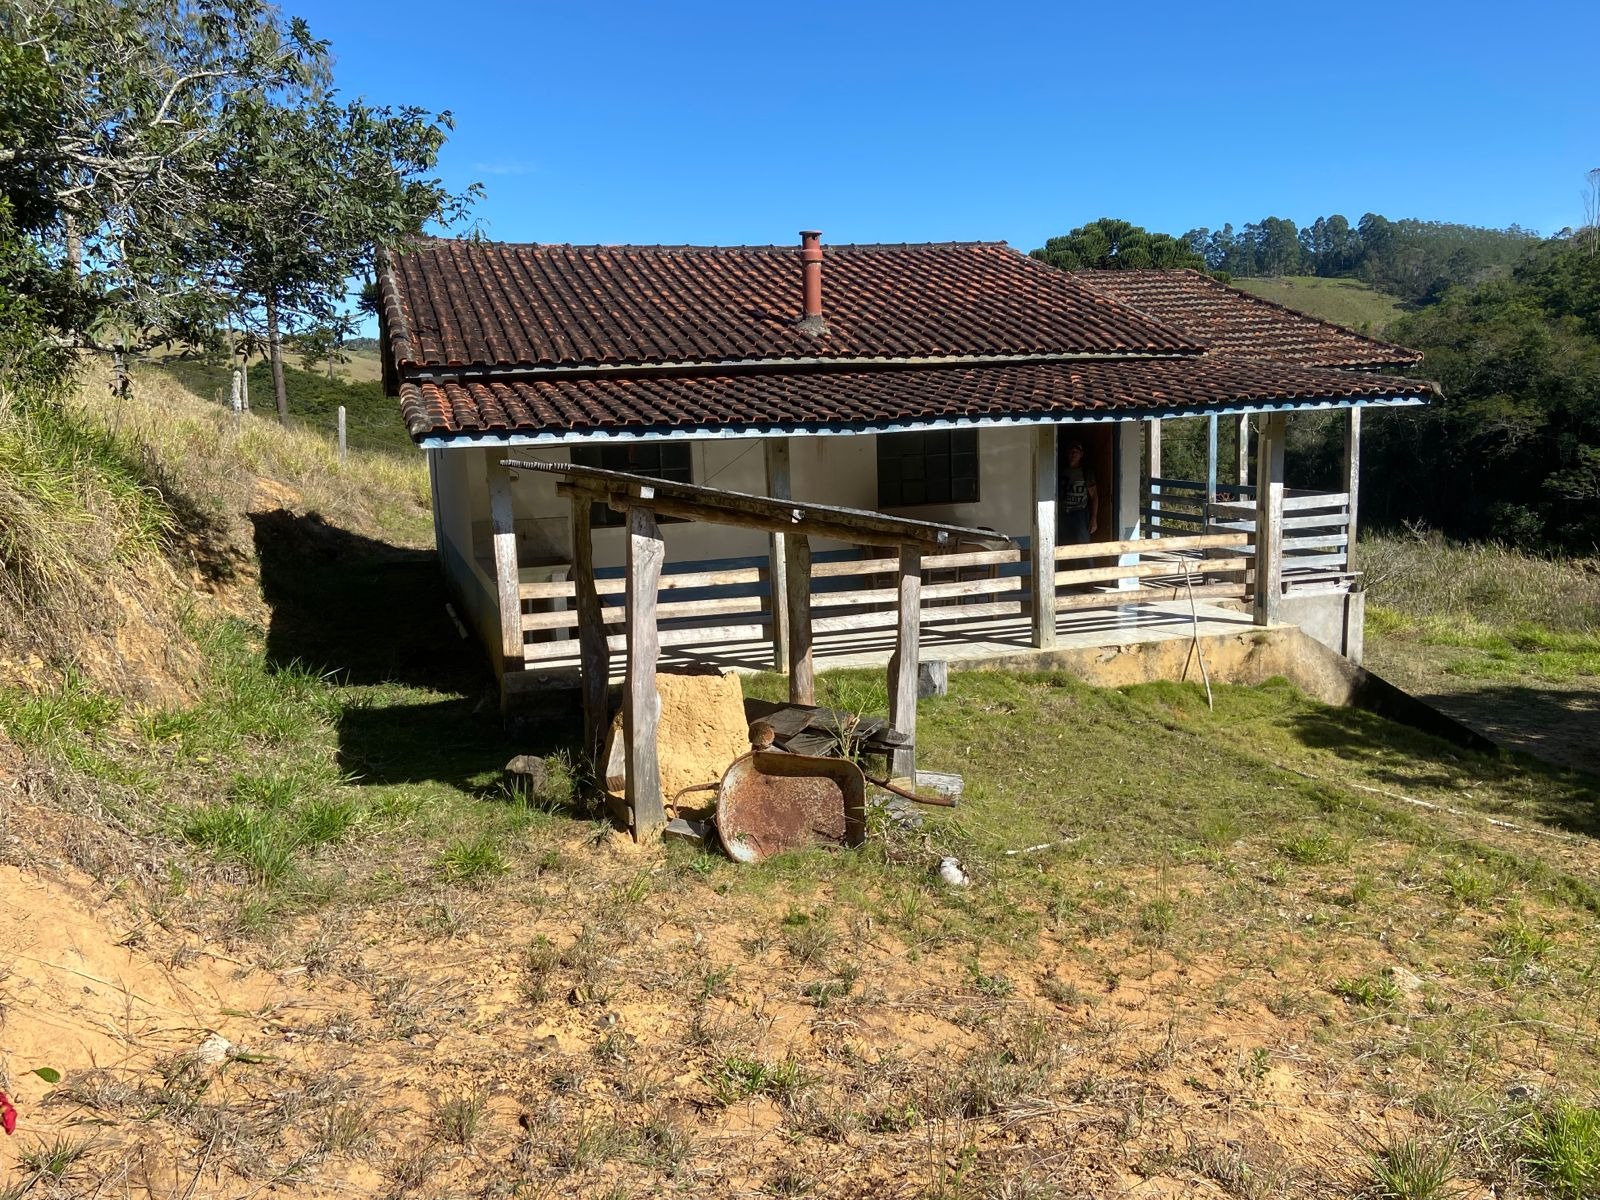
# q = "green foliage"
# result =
<box><xmin>1522</xmin><ymin>1100</ymin><xmax>1600</xmax><ymax>1198</ymax></box>
<box><xmin>436</xmin><ymin>836</ymin><xmax>508</xmax><ymax>883</ymax></box>
<box><xmin>1366</xmin><ymin>237</ymin><xmax>1600</xmax><ymax>549</ymax></box>
<box><xmin>1185</xmin><ymin>212</ymin><xmax>1538</xmax><ymax>300</ymax></box>
<box><xmin>1030</xmin><ymin>217</ymin><xmax>1205</xmax><ymax>272</ymax></box>
<box><xmin>0</xmin><ymin>0</ymin><xmax>476</xmax><ymax>384</ymax></box>
<box><xmin>1361</xmin><ymin>1136</ymin><xmax>1457</xmax><ymax>1200</ymax></box>
<box><xmin>154</xmin><ymin>356</ymin><xmax>410</xmax><ymax>454</ymax></box>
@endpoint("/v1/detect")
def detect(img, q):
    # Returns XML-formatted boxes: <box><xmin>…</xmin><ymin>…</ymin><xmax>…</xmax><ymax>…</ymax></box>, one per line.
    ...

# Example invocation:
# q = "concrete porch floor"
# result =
<box><xmin>527</xmin><ymin>599</ymin><xmax>1265</xmax><ymax>683</ymax></box>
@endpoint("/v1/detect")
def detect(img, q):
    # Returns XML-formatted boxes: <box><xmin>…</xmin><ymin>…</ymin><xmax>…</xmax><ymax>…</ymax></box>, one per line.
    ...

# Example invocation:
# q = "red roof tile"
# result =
<box><xmin>399</xmin><ymin>360</ymin><xmax>1434</xmax><ymax>440</ymax></box>
<box><xmin>381</xmin><ymin>239</ymin><xmax>1203</xmax><ymax>369</ymax></box>
<box><xmin>1073</xmin><ymin>270</ymin><xmax>1421</xmax><ymax>369</ymax></box>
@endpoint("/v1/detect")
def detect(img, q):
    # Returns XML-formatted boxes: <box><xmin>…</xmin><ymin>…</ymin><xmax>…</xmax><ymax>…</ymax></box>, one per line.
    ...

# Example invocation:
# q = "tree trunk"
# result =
<box><xmin>266</xmin><ymin>294</ymin><xmax>289</xmax><ymax>425</ymax></box>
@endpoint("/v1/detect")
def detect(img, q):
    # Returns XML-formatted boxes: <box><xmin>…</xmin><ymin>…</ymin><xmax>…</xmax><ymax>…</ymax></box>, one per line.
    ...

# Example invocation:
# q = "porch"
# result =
<box><xmin>492</xmin><ymin>409</ymin><xmax>1363</xmax><ymax>696</ymax></box>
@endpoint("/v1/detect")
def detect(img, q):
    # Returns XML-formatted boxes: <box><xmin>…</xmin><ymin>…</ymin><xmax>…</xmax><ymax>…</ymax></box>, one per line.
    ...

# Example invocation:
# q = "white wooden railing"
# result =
<box><xmin>1147</xmin><ymin>477</ymin><xmax>1353</xmax><ymax>580</ymax></box>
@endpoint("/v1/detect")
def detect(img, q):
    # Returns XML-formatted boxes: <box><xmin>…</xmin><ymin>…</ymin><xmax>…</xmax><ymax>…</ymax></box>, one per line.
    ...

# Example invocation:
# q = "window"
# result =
<box><xmin>876</xmin><ymin>429</ymin><xmax>979</xmax><ymax>508</ymax></box>
<box><xmin>571</xmin><ymin>442</ymin><xmax>693</xmax><ymax>527</ymax></box>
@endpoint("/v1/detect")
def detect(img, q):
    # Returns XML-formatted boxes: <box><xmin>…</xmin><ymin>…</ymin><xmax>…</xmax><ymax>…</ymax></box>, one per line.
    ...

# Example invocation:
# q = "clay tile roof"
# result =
<box><xmin>381</xmin><ymin>239</ymin><xmax>1203</xmax><ymax>370</ymax></box>
<box><xmin>1073</xmin><ymin>269</ymin><xmax>1422</xmax><ymax>370</ymax></box>
<box><xmin>399</xmin><ymin>360</ymin><xmax>1434</xmax><ymax>441</ymax></box>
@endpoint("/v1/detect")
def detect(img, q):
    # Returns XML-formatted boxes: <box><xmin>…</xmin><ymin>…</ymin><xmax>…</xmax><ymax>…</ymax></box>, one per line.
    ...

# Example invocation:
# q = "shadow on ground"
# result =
<box><xmin>1287</xmin><ymin>696</ymin><xmax>1600</xmax><ymax>839</ymax></box>
<box><xmin>250</xmin><ymin>509</ymin><xmax>581</xmax><ymax>793</ymax></box>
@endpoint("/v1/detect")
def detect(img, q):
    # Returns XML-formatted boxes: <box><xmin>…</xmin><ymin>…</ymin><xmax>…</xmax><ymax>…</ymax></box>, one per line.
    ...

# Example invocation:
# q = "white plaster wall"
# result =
<box><xmin>432</xmin><ymin>422</ymin><xmax>1137</xmax><ymax>576</ymax></box>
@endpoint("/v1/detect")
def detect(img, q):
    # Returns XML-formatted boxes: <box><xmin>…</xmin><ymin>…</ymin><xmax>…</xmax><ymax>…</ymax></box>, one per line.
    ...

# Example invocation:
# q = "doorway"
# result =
<box><xmin>1057</xmin><ymin>425</ymin><xmax>1115</xmax><ymax>544</ymax></box>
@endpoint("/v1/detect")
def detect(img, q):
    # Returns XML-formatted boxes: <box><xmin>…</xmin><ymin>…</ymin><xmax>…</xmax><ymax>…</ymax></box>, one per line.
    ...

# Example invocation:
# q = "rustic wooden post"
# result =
<box><xmin>568</xmin><ymin>496</ymin><xmax>609</xmax><ymax>766</ymax></box>
<box><xmin>1030</xmin><ymin>425</ymin><xmax>1058</xmax><ymax>648</ymax></box>
<box><xmin>230</xmin><ymin>366</ymin><xmax>243</xmax><ymax>431</ymax></box>
<box><xmin>1144</xmin><ymin>419</ymin><xmax>1162</xmax><ymax>536</ymax></box>
<box><xmin>1342</xmin><ymin>407</ymin><xmax>1362</xmax><ymax>572</ymax></box>
<box><xmin>624</xmin><ymin>504</ymin><xmax>666</xmax><ymax>841</ymax></box>
<box><xmin>1253</xmin><ymin>413</ymin><xmax>1287</xmax><ymax>626</ymax></box>
<box><xmin>888</xmin><ymin>544</ymin><xmax>921</xmax><ymax>780</ymax></box>
<box><xmin>488</xmin><ymin>460</ymin><xmax>524</xmax><ymax>707</ymax></box>
<box><xmin>784</xmin><ymin>532</ymin><xmax>813</xmax><ymax>705</ymax></box>
<box><xmin>765</xmin><ymin>439</ymin><xmax>792</xmax><ymax>671</ymax></box>
<box><xmin>1235</xmin><ymin>414</ymin><xmax>1250</xmax><ymax>486</ymax></box>
<box><xmin>336</xmin><ymin>405</ymin><xmax>347</xmax><ymax>465</ymax></box>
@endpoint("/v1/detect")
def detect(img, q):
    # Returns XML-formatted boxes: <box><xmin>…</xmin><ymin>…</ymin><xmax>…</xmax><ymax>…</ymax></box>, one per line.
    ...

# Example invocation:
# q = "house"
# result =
<box><xmin>377</xmin><ymin>232</ymin><xmax>1432</xmax><ymax>711</ymax></box>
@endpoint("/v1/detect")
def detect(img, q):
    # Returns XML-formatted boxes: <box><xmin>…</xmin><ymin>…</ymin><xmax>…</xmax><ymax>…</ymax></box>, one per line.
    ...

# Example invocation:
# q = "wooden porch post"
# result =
<box><xmin>784</xmin><ymin>533</ymin><xmax>814</xmax><ymax>705</ymax></box>
<box><xmin>1206</xmin><ymin>414</ymin><xmax>1219</xmax><ymax>502</ymax></box>
<box><xmin>765</xmin><ymin>439</ymin><xmax>792</xmax><ymax>671</ymax></box>
<box><xmin>1253</xmin><ymin>412</ymin><xmax>1287</xmax><ymax>626</ymax></box>
<box><xmin>624</xmin><ymin>505</ymin><xmax>666</xmax><ymax>841</ymax></box>
<box><xmin>487</xmin><ymin>459</ymin><xmax>523</xmax><ymax>708</ymax></box>
<box><xmin>1114</xmin><ymin>420</ymin><xmax>1144</xmax><ymax>589</ymax></box>
<box><xmin>1235</xmin><ymin>415</ymin><xmax>1250</xmax><ymax>486</ymax></box>
<box><xmin>1342</xmin><ymin>407</ymin><xmax>1362</xmax><ymax>572</ymax></box>
<box><xmin>888</xmin><ymin>544</ymin><xmax>921</xmax><ymax>780</ymax></box>
<box><xmin>568</xmin><ymin>497</ymin><xmax>609</xmax><ymax>766</ymax></box>
<box><xmin>1029</xmin><ymin>425</ymin><xmax>1058</xmax><ymax>648</ymax></box>
<box><xmin>1144</xmin><ymin>419</ymin><xmax>1162</xmax><ymax>536</ymax></box>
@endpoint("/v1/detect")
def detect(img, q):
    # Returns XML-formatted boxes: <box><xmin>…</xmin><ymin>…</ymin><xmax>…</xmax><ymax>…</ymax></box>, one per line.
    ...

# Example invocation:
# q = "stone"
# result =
<box><xmin>918</xmin><ymin>660</ymin><xmax>949</xmax><ymax>698</ymax></box>
<box><xmin>663</xmin><ymin>817</ymin><xmax>712</xmax><ymax>846</ymax></box>
<box><xmin>195</xmin><ymin>1033</ymin><xmax>231</xmax><ymax>1066</ymax></box>
<box><xmin>504</xmin><ymin>755</ymin><xmax>550</xmax><ymax>796</ymax></box>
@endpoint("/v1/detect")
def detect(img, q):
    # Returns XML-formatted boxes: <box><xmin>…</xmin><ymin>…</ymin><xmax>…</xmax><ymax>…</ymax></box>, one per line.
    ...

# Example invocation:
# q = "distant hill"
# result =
<box><xmin>1229</xmin><ymin>275</ymin><xmax>1405</xmax><ymax>337</ymax></box>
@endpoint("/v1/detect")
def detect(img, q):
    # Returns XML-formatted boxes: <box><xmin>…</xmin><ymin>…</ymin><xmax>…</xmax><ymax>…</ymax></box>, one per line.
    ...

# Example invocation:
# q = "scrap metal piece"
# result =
<box><xmin>714</xmin><ymin>751</ymin><xmax>867</xmax><ymax>864</ymax></box>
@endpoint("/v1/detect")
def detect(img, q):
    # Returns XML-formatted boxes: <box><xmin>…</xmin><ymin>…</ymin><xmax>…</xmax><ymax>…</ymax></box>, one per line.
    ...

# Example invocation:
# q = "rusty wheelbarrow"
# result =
<box><xmin>678</xmin><ymin>724</ymin><xmax>957</xmax><ymax>864</ymax></box>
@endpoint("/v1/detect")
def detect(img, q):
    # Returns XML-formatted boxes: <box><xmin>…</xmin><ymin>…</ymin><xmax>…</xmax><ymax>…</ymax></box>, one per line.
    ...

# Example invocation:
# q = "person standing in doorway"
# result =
<box><xmin>1062</xmin><ymin>440</ymin><xmax>1099</xmax><ymax>544</ymax></box>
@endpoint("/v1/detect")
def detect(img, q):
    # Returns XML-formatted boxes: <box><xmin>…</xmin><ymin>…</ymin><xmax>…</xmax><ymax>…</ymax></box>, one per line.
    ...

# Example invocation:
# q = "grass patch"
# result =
<box><xmin>1523</xmin><ymin>1100</ymin><xmax>1600</xmax><ymax>1198</ymax></box>
<box><xmin>1361</xmin><ymin>1135</ymin><xmax>1457</xmax><ymax>1200</ymax></box>
<box><xmin>1230</xmin><ymin>275</ymin><xmax>1405</xmax><ymax>334</ymax></box>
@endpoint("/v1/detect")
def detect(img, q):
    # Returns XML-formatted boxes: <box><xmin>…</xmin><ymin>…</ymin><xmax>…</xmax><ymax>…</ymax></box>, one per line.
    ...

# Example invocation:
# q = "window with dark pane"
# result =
<box><xmin>571</xmin><ymin>443</ymin><xmax>693</xmax><ymax>527</ymax></box>
<box><xmin>876</xmin><ymin>429</ymin><xmax>979</xmax><ymax>508</ymax></box>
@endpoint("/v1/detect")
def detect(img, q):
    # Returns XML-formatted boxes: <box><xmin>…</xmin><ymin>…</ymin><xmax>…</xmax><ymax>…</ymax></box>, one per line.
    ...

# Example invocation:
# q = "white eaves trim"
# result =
<box><xmin>415</xmin><ymin>394</ymin><xmax>1429</xmax><ymax>451</ymax></box>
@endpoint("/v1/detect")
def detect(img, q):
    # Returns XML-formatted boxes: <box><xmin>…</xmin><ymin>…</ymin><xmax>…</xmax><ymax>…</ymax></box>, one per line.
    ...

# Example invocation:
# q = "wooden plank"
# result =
<box><xmin>1282</xmin><ymin>492</ymin><xmax>1349</xmax><ymax>512</ymax></box>
<box><xmin>1343</xmin><ymin>407</ymin><xmax>1361</xmax><ymax>573</ymax></box>
<box><xmin>1030</xmin><ymin>425</ymin><xmax>1058</xmax><ymax>649</ymax></box>
<box><xmin>521</xmin><ymin>564</ymin><xmax>763</xmax><ymax>601</ymax></box>
<box><xmin>624</xmin><ymin>505</ymin><xmax>666</xmax><ymax>842</ymax></box>
<box><xmin>1149</xmin><ymin>477</ymin><xmax>1213</xmax><ymax>491</ymax></box>
<box><xmin>1254</xmin><ymin>412</ymin><xmax>1287</xmax><ymax>626</ymax></box>
<box><xmin>487</xmin><ymin>460</ymin><xmax>524</xmax><ymax>699</ymax></box>
<box><xmin>1056</xmin><ymin>532</ymin><xmax>1246</xmax><ymax>561</ymax></box>
<box><xmin>812</xmin><ymin>547</ymin><xmax>1022</xmax><ymax>578</ymax></box>
<box><xmin>765</xmin><ymin>439</ymin><xmax>792</xmax><ymax>672</ymax></box>
<box><xmin>1235</xmin><ymin>414</ymin><xmax>1250</xmax><ymax>486</ymax></box>
<box><xmin>569</xmin><ymin>497</ymin><xmax>609</xmax><ymax>765</ymax></box>
<box><xmin>1210</xmin><ymin>513</ymin><xmax>1345</xmax><ymax>533</ymax></box>
<box><xmin>785</xmin><ymin>533</ymin><xmax>814</xmax><ymax>704</ymax></box>
<box><xmin>1055</xmin><ymin>557</ymin><xmax>1248</xmax><ymax>588</ymax></box>
<box><xmin>888</xmin><ymin>545</ymin><xmax>921</xmax><ymax>778</ymax></box>
<box><xmin>1055</xmin><ymin>582</ymin><xmax>1245</xmax><ymax>610</ymax></box>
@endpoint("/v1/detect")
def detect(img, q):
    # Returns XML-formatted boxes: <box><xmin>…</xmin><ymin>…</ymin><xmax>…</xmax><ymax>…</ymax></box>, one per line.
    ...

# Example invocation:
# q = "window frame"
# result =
<box><xmin>569</xmin><ymin>442</ymin><xmax>694</xmax><ymax>527</ymax></box>
<box><xmin>875</xmin><ymin>428</ymin><xmax>981</xmax><ymax>509</ymax></box>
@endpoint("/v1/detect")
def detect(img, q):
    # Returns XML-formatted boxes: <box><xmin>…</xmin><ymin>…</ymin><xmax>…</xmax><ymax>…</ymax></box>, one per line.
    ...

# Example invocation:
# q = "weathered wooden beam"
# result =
<box><xmin>529</xmin><ymin>460</ymin><xmax>1011</xmax><ymax>550</ymax></box>
<box><xmin>888</xmin><ymin>545</ymin><xmax>921</xmax><ymax>779</ymax></box>
<box><xmin>1235</xmin><ymin>414</ymin><xmax>1250</xmax><ymax>486</ymax></box>
<box><xmin>568</xmin><ymin>496</ymin><xmax>609</xmax><ymax>766</ymax></box>
<box><xmin>784</xmin><ymin>532</ymin><xmax>814</xmax><ymax>705</ymax></box>
<box><xmin>765</xmin><ymin>439</ymin><xmax>792</xmax><ymax>672</ymax></box>
<box><xmin>487</xmin><ymin>459</ymin><xmax>524</xmax><ymax>707</ymax></box>
<box><xmin>1029</xmin><ymin>425</ymin><xmax>1058</xmax><ymax>649</ymax></box>
<box><xmin>624</xmin><ymin>505</ymin><xmax>666</xmax><ymax>841</ymax></box>
<box><xmin>1058</xmin><ymin>531</ymin><xmax>1247</xmax><ymax>560</ymax></box>
<box><xmin>1342</xmin><ymin>407</ymin><xmax>1361</xmax><ymax>572</ymax></box>
<box><xmin>1253</xmin><ymin>412</ymin><xmax>1287</xmax><ymax>627</ymax></box>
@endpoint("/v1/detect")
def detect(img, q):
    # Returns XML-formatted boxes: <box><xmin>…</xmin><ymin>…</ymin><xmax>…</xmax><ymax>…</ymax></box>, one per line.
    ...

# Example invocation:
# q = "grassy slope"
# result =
<box><xmin>2</xmin><ymin>370</ymin><xmax>1599</xmax><ymax>1196</ymax></box>
<box><xmin>1231</xmin><ymin>275</ymin><xmax>1406</xmax><ymax>335</ymax></box>
<box><xmin>1361</xmin><ymin>533</ymin><xmax>1600</xmax><ymax>775</ymax></box>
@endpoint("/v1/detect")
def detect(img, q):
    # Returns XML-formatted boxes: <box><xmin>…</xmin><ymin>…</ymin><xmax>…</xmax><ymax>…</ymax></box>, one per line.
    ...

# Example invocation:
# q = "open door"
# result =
<box><xmin>1057</xmin><ymin>425</ymin><xmax>1115</xmax><ymax>545</ymax></box>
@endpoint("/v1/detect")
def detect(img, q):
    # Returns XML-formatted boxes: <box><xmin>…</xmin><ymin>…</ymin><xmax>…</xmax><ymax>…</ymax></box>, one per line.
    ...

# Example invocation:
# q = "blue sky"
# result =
<box><xmin>300</xmin><ymin>0</ymin><xmax>1598</xmax><ymax>250</ymax></box>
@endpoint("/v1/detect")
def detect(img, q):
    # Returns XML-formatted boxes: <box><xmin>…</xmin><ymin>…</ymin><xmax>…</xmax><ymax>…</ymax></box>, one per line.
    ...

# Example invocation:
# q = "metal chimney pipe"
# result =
<box><xmin>798</xmin><ymin>230</ymin><xmax>826</xmax><ymax>334</ymax></box>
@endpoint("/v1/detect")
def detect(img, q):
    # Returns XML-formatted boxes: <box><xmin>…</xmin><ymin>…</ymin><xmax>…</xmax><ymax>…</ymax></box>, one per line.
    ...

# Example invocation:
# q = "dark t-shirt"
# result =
<box><xmin>1062</xmin><ymin>466</ymin><xmax>1095</xmax><ymax>512</ymax></box>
